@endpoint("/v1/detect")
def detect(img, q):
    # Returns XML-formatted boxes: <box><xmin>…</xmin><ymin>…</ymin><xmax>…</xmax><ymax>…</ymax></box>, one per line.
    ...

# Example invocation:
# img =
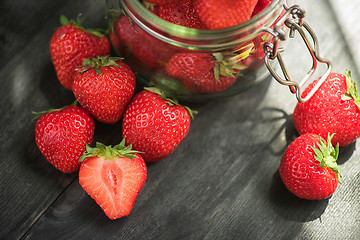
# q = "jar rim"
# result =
<box><xmin>120</xmin><ymin>0</ymin><xmax>286</xmax><ymax>50</ymax></box>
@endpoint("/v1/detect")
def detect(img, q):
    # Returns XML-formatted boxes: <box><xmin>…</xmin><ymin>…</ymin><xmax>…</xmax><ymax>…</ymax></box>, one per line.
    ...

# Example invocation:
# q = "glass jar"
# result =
<box><xmin>106</xmin><ymin>0</ymin><xmax>320</xmax><ymax>102</ymax></box>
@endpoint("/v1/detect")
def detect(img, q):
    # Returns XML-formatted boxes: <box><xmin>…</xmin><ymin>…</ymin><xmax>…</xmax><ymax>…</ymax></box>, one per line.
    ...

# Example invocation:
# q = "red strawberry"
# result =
<box><xmin>122</xmin><ymin>88</ymin><xmax>193</xmax><ymax>162</ymax></box>
<box><xmin>49</xmin><ymin>15</ymin><xmax>110</xmax><ymax>90</ymax></box>
<box><xmin>279</xmin><ymin>133</ymin><xmax>341</xmax><ymax>200</ymax></box>
<box><xmin>166</xmin><ymin>52</ymin><xmax>242</xmax><ymax>93</ymax></box>
<box><xmin>133</xmin><ymin>24</ymin><xmax>176</xmax><ymax>69</ymax></box>
<box><xmin>112</xmin><ymin>15</ymin><xmax>173</xmax><ymax>71</ymax></box>
<box><xmin>112</xmin><ymin>15</ymin><xmax>136</xmax><ymax>46</ymax></box>
<box><xmin>72</xmin><ymin>56</ymin><xmax>136</xmax><ymax>124</ymax></box>
<box><xmin>34</xmin><ymin>104</ymin><xmax>95</xmax><ymax>173</ymax></box>
<box><xmin>193</xmin><ymin>0</ymin><xmax>258</xmax><ymax>29</ymax></box>
<box><xmin>108</xmin><ymin>23</ymin><xmax>124</xmax><ymax>56</ymax></box>
<box><xmin>293</xmin><ymin>71</ymin><xmax>360</xmax><ymax>147</ymax></box>
<box><xmin>79</xmin><ymin>140</ymin><xmax>147</xmax><ymax>220</ymax></box>
<box><xmin>252</xmin><ymin>0</ymin><xmax>273</xmax><ymax>16</ymax></box>
<box><xmin>153</xmin><ymin>0</ymin><xmax>207</xmax><ymax>29</ymax></box>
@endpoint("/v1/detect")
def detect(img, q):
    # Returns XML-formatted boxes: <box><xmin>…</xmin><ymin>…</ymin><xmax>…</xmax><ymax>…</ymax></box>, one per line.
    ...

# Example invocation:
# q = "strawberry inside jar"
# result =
<box><xmin>107</xmin><ymin>0</ymin><xmax>287</xmax><ymax>102</ymax></box>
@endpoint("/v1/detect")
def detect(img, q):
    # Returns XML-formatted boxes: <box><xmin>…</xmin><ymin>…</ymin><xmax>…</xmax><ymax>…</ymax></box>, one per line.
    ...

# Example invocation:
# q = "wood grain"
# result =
<box><xmin>1</xmin><ymin>0</ymin><xmax>360</xmax><ymax>239</ymax></box>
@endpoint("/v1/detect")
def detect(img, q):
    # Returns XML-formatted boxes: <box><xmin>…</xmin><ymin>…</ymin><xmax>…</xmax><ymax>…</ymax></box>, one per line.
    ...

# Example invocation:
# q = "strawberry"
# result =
<box><xmin>112</xmin><ymin>15</ymin><xmax>136</xmax><ymax>48</ymax></box>
<box><xmin>79</xmin><ymin>140</ymin><xmax>147</xmax><ymax>220</ymax></box>
<box><xmin>122</xmin><ymin>88</ymin><xmax>193</xmax><ymax>162</ymax></box>
<box><xmin>133</xmin><ymin>24</ymin><xmax>176</xmax><ymax>69</ymax></box>
<box><xmin>34</xmin><ymin>104</ymin><xmax>95</xmax><ymax>173</ymax></box>
<box><xmin>293</xmin><ymin>70</ymin><xmax>360</xmax><ymax>147</ymax></box>
<box><xmin>166</xmin><ymin>52</ymin><xmax>243</xmax><ymax>93</ymax></box>
<box><xmin>193</xmin><ymin>0</ymin><xmax>258</xmax><ymax>29</ymax></box>
<box><xmin>72</xmin><ymin>56</ymin><xmax>136</xmax><ymax>124</ymax></box>
<box><xmin>279</xmin><ymin>133</ymin><xmax>341</xmax><ymax>200</ymax></box>
<box><xmin>108</xmin><ymin>23</ymin><xmax>124</xmax><ymax>56</ymax></box>
<box><xmin>50</xmin><ymin>15</ymin><xmax>110</xmax><ymax>90</ymax></box>
<box><xmin>153</xmin><ymin>0</ymin><xmax>207</xmax><ymax>29</ymax></box>
<box><xmin>252</xmin><ymin>0</ymin><xmax>273</xmax><ymax>16</ymax></box>
<box><xmin>112</xmin><ymin>15</ymin><xmax>173</xmax><ymax>71</ymax></box>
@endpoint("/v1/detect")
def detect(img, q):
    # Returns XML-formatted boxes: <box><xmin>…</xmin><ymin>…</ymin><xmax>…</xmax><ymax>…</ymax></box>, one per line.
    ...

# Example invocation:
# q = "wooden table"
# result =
<box><xmin>1</xmin><ymin>0</ymin><xmax>359</xmax><ymax>239</ymax></box>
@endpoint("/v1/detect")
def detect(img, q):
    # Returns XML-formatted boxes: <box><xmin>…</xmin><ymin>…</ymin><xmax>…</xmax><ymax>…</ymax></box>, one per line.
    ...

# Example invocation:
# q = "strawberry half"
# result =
<box><xmin>50</xmin><ymin>15</ymin><xmax>110</xmax><ymax>90</ymax></box>
<box><xmin>79</xmin><ymin>140</ymin><xmax>147</xmax><ymax>220</ymax></box>
<box><xmin>34</xmin><ymin>104</ymin><xmax>95</xmax><ymax>173</ymax></box>
<box><xmin>279</xmin><ymin>133</ymin><xmax>341</xmax><ymax>200</ymax></box>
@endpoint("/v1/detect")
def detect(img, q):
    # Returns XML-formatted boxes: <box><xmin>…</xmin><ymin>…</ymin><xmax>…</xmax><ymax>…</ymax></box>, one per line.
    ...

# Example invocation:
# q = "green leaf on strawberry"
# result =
<box><xmin>342</xmin><ymin>69</ymin><xmax>360</xmax><ymax>110</ymax></box>
<box><xmin>78</xmin><ymin>56</ymin><xmax>123</xmax><ymax>75</ymax></box>
<box><xmin>213</xmin><ymin>52</ymin><xmax>245</xmax><ymax>81</ymax></box>
<box><xmin>80</xmin><ymin>139</ymin><xmax>141</xmax><ymax>162</ymax></box>
<box><xmin>311</xmin><ymin>133</ymin><xmax>341</xmax><ymax>182</ymax></box>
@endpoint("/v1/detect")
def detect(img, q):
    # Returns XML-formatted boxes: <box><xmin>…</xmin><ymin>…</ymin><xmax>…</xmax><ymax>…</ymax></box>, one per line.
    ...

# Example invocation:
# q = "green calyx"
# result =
<box><xmin>212</xmin><ymin>43</ymin><xmax>253</xmax><ymax>82</ymax></box>
<box><xmin>79</xmin><ymin>139</ymin><xmax>141</xmax><ymax>162</ymax></box>
<box><xmin>60</xmin><ymin>14</ymin><xmax>106</xmax><ymax>38</ymax></box>
<box><xmin>106</xmin><ymin>9</ymin><xmax>126</xmax><ymax>34</ymax></box>
<box><xmin>144</xmin><ymin>87</ymin><xmax>197</xmax><ymax>120</ymax></box>
<box><xmin>78</xmin><ymin>56</ymin><xmax>123</xmax><ymax>75</ymax></box>
<box><xmin>143</xmin><ymin>2</ymin><xmax>155</xmax><ymax>11</ymax></box>
<box><xmin>341</xmin><ymin>69</ymin><xmax>360</xmax><ymax>110</ymax></box>
<box><xmin>311</xmin><ymin>133</ymin><xmax>341</xmax><ymax>183</ymax></box>
<box><xmin>32</xmin><ymin>100</ymin><xmax>78</xmax><ymax>121</ymax></box>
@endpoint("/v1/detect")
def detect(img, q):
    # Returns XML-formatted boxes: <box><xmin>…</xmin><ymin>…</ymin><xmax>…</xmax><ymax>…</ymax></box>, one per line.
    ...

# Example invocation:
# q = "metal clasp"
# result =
<box><xmin>262</xmin><ymin>4</ymin><xmax>332</xmax><ymax>102</ymax></box>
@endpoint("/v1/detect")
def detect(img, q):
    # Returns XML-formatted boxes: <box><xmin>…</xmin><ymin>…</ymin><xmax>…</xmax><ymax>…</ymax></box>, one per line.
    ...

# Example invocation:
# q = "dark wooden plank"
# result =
<box><xmin>328</xmin><ymin>0</ymin><xmax>360</xmax><ymax>72</ymax></box>
<box><xmin>0</xmin><ymin>0</ymin><xmax>108</xmax><ymax>239</ymax></box>
<box><xmin>21</xmin><ymin>79</ymin><xmax>360</xmax><ymax>239</ymax></box>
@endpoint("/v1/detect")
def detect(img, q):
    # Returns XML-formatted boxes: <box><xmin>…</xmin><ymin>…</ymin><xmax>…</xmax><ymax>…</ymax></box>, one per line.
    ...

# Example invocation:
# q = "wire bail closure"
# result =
<box><xmin>262</xmin><ymin>4</ymin><xmax>332</xmax><ymax>102</ymax></box>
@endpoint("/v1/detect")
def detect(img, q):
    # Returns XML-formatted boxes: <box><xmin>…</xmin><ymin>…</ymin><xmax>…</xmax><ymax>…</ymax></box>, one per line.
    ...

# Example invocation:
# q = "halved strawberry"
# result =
<box><xmin>79</xmin><ymin>140</ymin><xmax>147</xmax><ymax>220</ymax></box>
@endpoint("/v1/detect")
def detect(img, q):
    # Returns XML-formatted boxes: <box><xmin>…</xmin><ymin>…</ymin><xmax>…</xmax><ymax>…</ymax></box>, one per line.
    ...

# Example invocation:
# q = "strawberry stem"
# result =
<box><xmin>311</xmin><ymin>134</ymin><xmax>341</xmax><ymax>183</ymax></box>
<box><xmin>78</xmin><ymin>56</ymin><xmax>123</xmax><ymax>75</ymax></box>
<box><xmin>79</xmin><ymin>139</ymin><xmax>141</xmax><ymax>162</ymax></box>
<box><xmin>342</xmin><ymin>69</ymin><xmax>360</xmax><ymax>110</ymax></box>
<box><xmin>143</xmin><ymin>1</ymin><xmax>155</xmax><ymax>11</ymax></box>
<box><xmin>212</xmin><ymin>52</ymin><xmax>245</xmax><ymax>82</ymax></box>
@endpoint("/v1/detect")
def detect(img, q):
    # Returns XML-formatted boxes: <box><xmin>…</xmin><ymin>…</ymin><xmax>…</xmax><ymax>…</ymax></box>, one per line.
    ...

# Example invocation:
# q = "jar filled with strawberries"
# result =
<box><xmin>107</xmin><ymin>0</ymin><xmax>293</xmax><ymax>101</ymax></box>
